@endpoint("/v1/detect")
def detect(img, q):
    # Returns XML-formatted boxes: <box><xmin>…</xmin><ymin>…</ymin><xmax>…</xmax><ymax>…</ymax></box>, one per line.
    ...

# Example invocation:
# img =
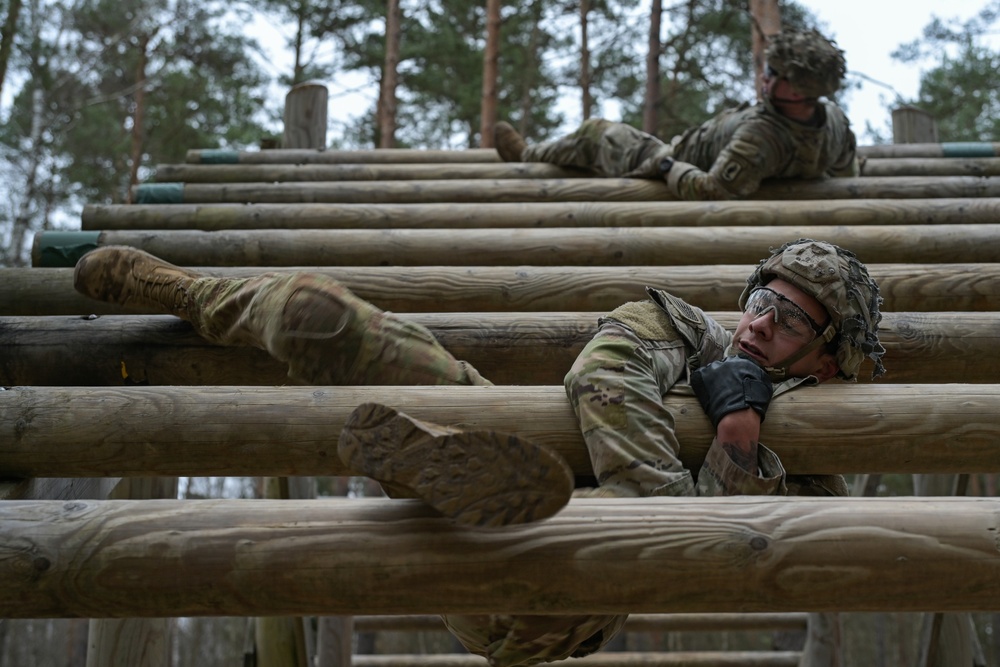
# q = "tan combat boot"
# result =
<box><xmin>493</xmin><ymin>121</ymin><xmax>527</xmax><ymax>162</ymax></box>
<box><xmin>339</xmin><ymin>402</ymin><xmax>573</xmax><ymax>528</ymax></box>
<box><xmin>73</xmin><ymin>245</ymin><xmax>202</xmax><ymax>318</ymax></box>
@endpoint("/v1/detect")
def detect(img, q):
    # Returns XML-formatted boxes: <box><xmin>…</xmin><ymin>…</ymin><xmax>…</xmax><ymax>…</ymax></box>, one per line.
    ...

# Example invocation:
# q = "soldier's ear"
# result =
<box><xmin>811</xmin><ymin>353</ymin><xmax>839</xmax><ymax>383</ymax></box>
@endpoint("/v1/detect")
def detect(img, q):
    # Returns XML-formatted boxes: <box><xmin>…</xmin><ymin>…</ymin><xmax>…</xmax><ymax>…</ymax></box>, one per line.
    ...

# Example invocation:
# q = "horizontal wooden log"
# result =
<box><xmin>2</xmin><ymin>311</ymin><xmax>996</xmax><ymax>386</ymax></box>
<box><xmin>31</xmin><ymin>225</ymin><xmax>1000</xmax><ymax>267</ymax></box>
<box><xmin>4</xmin><ymin>495</ymin><xmax>1000</xmax><ymax>617</ymax></box>
<box><xmin>187</xmin><ymin>144</ymin><xmax>996</xmax><ymax>163</ymax></box>
<box><xmin>161</xmin><ymin>160</ymin><xmax>1000</xmax><ymax>182</ymax></box>
<box><xmin>128</xmin><ymin>176</ymin><xmax>1000</xmax><ymax>204</ymax></box>
<box><xmin>5</xmin><ymin>264</ymin><xmax>998</xmax><ymax>316</ymax></box>
<box><xmin>857</xmin><ymin>143</ymin><xmax>1000</xmax><ymax>159</ymax></box>
<box><xmin>351</xmin><ymin>612</ymin><xmax>809</xmax><ymax>633</ymax></box>
<box><xmin>156</xmin><ymin>163</ymin><xmax>581</xmax><ymax>182</ymax></box>
<box><xmin>2</xmin><ymin>384</ymin><xmax>999</xmax><ymax>478</ymax></box>
<box><xmin>351</xmin><ymin>652</ymin><xmax>802</xmax><ymax>667</ymax></box>
<box><xmin>185</xmin><ymin>148</ymin><xmax>501</xmax><ymax>164</ymax></box>
<box><xmin>0</xmin><ymin>478</ymin><xmax>120</xmax><ymax>502</ymax></box>
<box><xmin>80</xmin><ymin>198</ymin><xmax>1000</xmax><ymax>231</ymax></box>
<box><xmin>861</xmin><ymin>157</ymin><xmax>1000</xmax><ymax>177</ymax></box>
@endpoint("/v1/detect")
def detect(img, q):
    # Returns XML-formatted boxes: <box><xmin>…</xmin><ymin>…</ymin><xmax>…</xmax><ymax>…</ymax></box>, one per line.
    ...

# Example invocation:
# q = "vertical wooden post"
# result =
<box><xmin>85</xmin><ymin>478</ymin><xmax>178</xmax><ymax>667</ymax></box>
<box><xmin>748</xmin><ymin>0</ymin><xmax>781</xmax><ymax>101</ymax></box>
<box><xmin>642</xmin><ymin>0</ymin><xmax>662</xmax><ymax>134</ymax></box>
<box><xmin>479</xmin><ymin>0</ymin><xmax>501</xmax><ymax>147</ymax></box>
<box><xmin>283</xmin><ymin>82</ymin><xmax>329</xmax><ymax>149</ymax></box>
<box><xmin>891</xmin><ymin>106</ymin><xmax>938</xmax><ymax>144</ymax></box>
<box><xmin>377</xmin><ymin>0</ymin><xmax>401</xmax><ymax>149</ymax></box>
<box><xmin>913</xmin><ymin>474</ymin><xmax>984</xmax><ymax>667</ymax></box>
<box><xmin>256</xmin><ymin>477</ymin><xmax>315</xmax><ymax>667</ymax></box>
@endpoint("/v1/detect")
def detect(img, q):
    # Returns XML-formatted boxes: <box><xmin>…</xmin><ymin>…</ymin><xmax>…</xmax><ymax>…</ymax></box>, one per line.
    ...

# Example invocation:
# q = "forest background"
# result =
<box><xmin>1</xmin><ymin>0</ymin><xmax>1000</xmax><ymax>266</ymax></box>
<box><xmin>2</xmin><ymin>0</ymin><xmax>1000</xmax><ymax>664</ymax></box>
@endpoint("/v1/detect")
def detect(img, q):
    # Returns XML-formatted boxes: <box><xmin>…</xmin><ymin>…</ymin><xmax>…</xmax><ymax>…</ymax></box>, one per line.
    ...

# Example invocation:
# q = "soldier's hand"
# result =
<box><xmin>690</xmin><ymin>355</ymin><xmax>774</xmax><ymax>428</ymax></box>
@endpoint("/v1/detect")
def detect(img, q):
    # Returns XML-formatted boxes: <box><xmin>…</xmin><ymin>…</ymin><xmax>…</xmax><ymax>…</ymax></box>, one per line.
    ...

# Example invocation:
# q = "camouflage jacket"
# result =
<box><xmin>629</xmin><ymin>98</ymin><xmax>858</xmax><ymax>200</ymax></box>
<box><xmin>602</xmin><ymin>288</ymin><xmax>849</xmax><ymax>498</ymax></box>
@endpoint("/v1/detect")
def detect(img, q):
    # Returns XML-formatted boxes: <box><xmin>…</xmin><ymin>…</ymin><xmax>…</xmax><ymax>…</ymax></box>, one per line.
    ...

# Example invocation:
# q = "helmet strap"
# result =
<box><xmin>762</xmin><ymin>324</ymin><xmax>838</xmax><ymax>381</ymax></box>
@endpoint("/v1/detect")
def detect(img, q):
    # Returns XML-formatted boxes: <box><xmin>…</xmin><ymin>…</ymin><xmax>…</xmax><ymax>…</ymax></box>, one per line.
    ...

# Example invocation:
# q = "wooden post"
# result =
<box><xmin>892</xmin><ymin>106</ymin><xmax>938</xmax><ymax>144</ymax></box>
<box><xmin>479</xmin><ymin>0</ymin><xmax>500</xmax><ymax>147</ymax></box>
<box><xmin>283</xmin><ymin>82</ymin><xmax>328</xmax><ymax>150</ymax></box>
<box><xmin>748</xmin><ymin>0</ymin><xmax>781</xmax><ymax>100</ymax></box>
<box><xmin>377</xmin><ymin>0</ymin><xmax>401</xmax><ymax>149</ymax></box>
<box><xmin>85</xmin><ymin>478</ymin><xmax>178</xmax><ymax>667</ymax></box>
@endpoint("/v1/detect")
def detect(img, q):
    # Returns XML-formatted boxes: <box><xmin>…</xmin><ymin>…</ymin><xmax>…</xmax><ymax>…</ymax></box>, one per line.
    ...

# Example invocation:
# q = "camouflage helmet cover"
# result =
<box><xmin>739</xmin><ymin>239</ymin><xmax>886</xmax><ymax>381</ymax></box>
<box><xmin>765</xmin><ymin>28</ymin><xmax>846</xmax><ymax>98</ymax></box>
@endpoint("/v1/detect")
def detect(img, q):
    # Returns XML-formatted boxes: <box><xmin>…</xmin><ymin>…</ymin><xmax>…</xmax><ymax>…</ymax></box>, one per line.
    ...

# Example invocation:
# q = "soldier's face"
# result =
<box><xmin>733</xmin><ymin>279</ymin><xmax>838</xmax><ymax>381</ymax></box>
<box><xmin>766</xmin><ymin>76</ymin><xmax>808</xmax><ymax>103</ymax></box>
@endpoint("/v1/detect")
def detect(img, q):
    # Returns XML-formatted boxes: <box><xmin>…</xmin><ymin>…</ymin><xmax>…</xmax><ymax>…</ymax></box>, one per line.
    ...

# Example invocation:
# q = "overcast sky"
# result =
<box><xmin>796</xmin><ymin>0</ymin><xmax>992</xmax><ymax>142</ymax></box>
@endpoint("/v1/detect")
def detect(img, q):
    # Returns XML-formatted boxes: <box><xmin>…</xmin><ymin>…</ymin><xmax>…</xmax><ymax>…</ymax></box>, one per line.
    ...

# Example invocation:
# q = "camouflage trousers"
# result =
<box><xmin>184</xmin><ymin>272</ymin><xmax>489</xmax><ymax>386</ymax></box>
<box><xmin>182</xmin><ymin>271</ymin><xmax>625</xmax><ymax>667</ymax></box>
<box><xmin>521</xmin><ymin>118</ymin><xmax>673</xmax><ymax>179</ymax></box>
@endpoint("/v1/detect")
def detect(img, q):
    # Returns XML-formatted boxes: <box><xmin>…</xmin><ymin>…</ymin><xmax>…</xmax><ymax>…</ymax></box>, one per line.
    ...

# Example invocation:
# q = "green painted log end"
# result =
<box><xmin>31</xmin><ymin>231</ymin><xmax>102</xmax><ymax>267</ymax></box>
<box><xmin>134</xmin><ymin>183</ymin><xmax>185</xmax><ymax>204</ymax></box>
<box><xmin>941</xmin><ymin>143</ymin><xmax>998</xmax><ymax>158</ymax></box>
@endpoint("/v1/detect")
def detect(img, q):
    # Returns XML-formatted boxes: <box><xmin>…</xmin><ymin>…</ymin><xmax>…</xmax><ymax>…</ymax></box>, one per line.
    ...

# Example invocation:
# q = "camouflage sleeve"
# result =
<box><xmin>696</xmin><ymin>438</ymin><xmax>787</xmax><ymax>496</ymax></box>
<box><xmin>664</xmin><ymin>121</ymin><xmax>787</xmax><ymax>200</ymax></box>
<box><xmin>827</xmin><ymin>127</ymin><xmax>858</xmax><ymax>177</ymax></box>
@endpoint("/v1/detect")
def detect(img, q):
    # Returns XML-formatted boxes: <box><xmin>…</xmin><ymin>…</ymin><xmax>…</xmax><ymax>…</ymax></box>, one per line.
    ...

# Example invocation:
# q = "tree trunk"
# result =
<box><xmin>579</xmin><ymin>0</ymin><xmax>592</xmax><ymax>120</ymax></box>
<box><xmin>479</xmin><ymin>0</ymin><xmax>501</xmax><ymax>147</ymax></box>
<box><xmin>642</xmin><ymin>0</ymin><xmax>662</xmax><ymax>133</ymax></box>
<box><xmin>377</xmin><ymin>0</ymin><xmax>401</xmax><ymax>149</ymax></box>
<box><xmin>126</xmin><ymin>33</ymin><xmax>151</xmax><ymax>204</ymax></box>
<box><xmin>0</xmin><ymin>0</ymin><xmax>23</xmax><ymax>103</ymax></box>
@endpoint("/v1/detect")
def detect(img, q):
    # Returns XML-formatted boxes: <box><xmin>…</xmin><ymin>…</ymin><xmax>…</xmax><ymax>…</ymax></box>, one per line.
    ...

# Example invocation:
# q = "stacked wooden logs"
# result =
<box><xmin>4</xmin><ymin>141</ymin><xmax>1000</xmax><ymax>666</ymax></box>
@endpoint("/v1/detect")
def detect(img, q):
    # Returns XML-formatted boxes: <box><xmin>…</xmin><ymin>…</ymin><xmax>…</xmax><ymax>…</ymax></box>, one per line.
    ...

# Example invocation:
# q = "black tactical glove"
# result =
<box><xmin>690</xmin><ymin>355</ymin><xmax>774</xmax><ymax>428</ymax></box>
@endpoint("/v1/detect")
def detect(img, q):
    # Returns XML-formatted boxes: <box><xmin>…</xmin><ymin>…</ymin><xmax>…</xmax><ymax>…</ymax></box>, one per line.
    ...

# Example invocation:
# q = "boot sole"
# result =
<box><xmin>338</xmin><ymin>402</ymin><xmax>573</xmax><ymax>528</ymax></box>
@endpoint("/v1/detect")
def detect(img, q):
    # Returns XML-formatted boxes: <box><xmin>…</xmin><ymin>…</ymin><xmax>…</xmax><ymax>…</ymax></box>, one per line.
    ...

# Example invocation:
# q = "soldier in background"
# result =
<box><xmin>494</xmin><ymin>27</ymin><xmax>857</xmax><ymax>200</ymax></box>
<box><xmin>72</xmin><ymin>239</ymin><xmax>884</xmax><ymax>666</ymax></box>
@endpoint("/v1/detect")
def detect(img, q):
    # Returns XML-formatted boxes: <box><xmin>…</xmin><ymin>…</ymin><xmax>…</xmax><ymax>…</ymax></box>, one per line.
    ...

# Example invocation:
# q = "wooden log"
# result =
<box><xmin>2</xmin><ymin>384</ymin><xmax>999</xmax><ymax>478</ymax></box>
<box><xmin>351</xmin><ymin>652</ymin><xmax>802</xmax><ymax>667</ymax></box>
<box><xmin>857</xmin><ymin>143</ymin><xmax>1000</xmax><ymax>159</ymax></box>
<box><xmin>31</xmin><ymin>225</ymin><xmax>1000</xmax><ymax>268</ymax></box>
<box><xmin>2</xmin><ymin>311</ymin><xmax>996</xmax><ymax>386</ymax></box>
<box><xmin>5</xmin><ymin>264</ymin><xmax>999</xmax><ymax>315</ymax></box>
<box><xmin>282</xmin><ymin>82</ymin><xmax>327</xmax><ymax>150</ymax></box>
<box><xmin>157</xmin><ymin>160</ymin><xmax>1000</xmax><ymax>182</ymax></box>
<box><xmin>191</xmin><ymin>144</ymin><xmax>1000</xmax><ymax>163</ymax></box>
<box><xmin>860</xmin><ymin>158</ymin><xmax>1000</xmax><ymax>177</ymax></box>
<box><xmin>350</xmin><ymin>613</ymin><xmax>809</xmax><ymax>633</ymax></box>
<box><xmin>128</xmin><ymin>176</ymin><xmax>1000</xmax><ymax>205</ymax></box>
<box><xmin>80</xmin><ymin>198</ymin><xmax>1000</xmax><ymax>231</ymax></box>
<box><xmin>185</xmin><ymin>148</ymin><xmax>501</xmax><ymax>164</ymax></box>
<box><xmin>155</xmin><ymin>163</ymin><xmax>580</xmax><ymax>182</ymax></box>
<box><xmin>3</xmin><ymin>495</ymin><xmax>1000</xmax><ymax>617</ymax></box>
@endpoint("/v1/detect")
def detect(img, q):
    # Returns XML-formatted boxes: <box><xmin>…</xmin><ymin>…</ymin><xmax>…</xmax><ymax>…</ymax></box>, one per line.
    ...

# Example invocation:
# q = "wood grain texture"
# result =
<box><xmin>2</xmin><ymin>384</ymin><xmax>1000</xmax><ymax>478</ymax></box>
<box><xmin>2</xmin><ymin>496</ymin><xmax>999</xmax><ymax>617</ymax></box>
<box><xmin>8</xmin><ymin>264</ymin><xmax>996</xmax><ymax>315</ymax></box>
<box><xmin>127</xmin><ymin>176</ymin><xmax>1000</xmax><ymax>204</ymax></box>
<box><xmin>32</xmin><ymin>225</ymin><xmax>1000</xmax><ymax>267</ymax></box>
<box><xmin>185</xmin><ymin>148</ymin><xmax>502</xmax><ymax>164</ymax></box>
<box><xmin>81</xmin><ymin>198</ymin><xmax>1000</xmax><ymax>231</ymax></box>
<box><xmin>1</xmin><ymin>312</ymin><xmax>997</xmax><ymax>386</ymax></box>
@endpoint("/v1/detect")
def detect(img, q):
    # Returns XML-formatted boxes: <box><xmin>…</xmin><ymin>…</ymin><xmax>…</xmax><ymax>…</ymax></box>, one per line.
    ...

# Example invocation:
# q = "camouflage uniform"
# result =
<box><xmin>175</xmin><ymin>268</ymin><xmax>846</xmax><ymax>667</ymax></box>
<box><xmin>182</xmin><ymin>272</ymin><xmax>489</xmax><ymax>387</ymax></box>
<box><xmin>521</xmin><ymin>97</ymin><xmax>857</xmax><ymax>200</ymax></box>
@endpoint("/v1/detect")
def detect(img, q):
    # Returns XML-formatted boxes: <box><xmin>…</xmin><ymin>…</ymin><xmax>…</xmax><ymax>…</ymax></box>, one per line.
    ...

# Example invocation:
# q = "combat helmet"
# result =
<box><xmin>765</xmin><ymin>28</ymin><xmax>846</xmax><ymax>99</ymax></box>
<box><xmin>739</xmin><ymin>239</ymin><xmax>885</xmax><ymax>381</ymax></box>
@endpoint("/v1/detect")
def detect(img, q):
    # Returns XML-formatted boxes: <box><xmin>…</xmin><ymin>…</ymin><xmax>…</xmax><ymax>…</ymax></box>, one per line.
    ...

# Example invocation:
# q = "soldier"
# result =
<box><xmin>494</xmin><ymin>27</ymin><xmax>857</xmax><ymax>200</ymax></box>
<box><xmin>73</xmin><ymin>238</ymin><xmax>883</xmax><ymax>666</ymax></box>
